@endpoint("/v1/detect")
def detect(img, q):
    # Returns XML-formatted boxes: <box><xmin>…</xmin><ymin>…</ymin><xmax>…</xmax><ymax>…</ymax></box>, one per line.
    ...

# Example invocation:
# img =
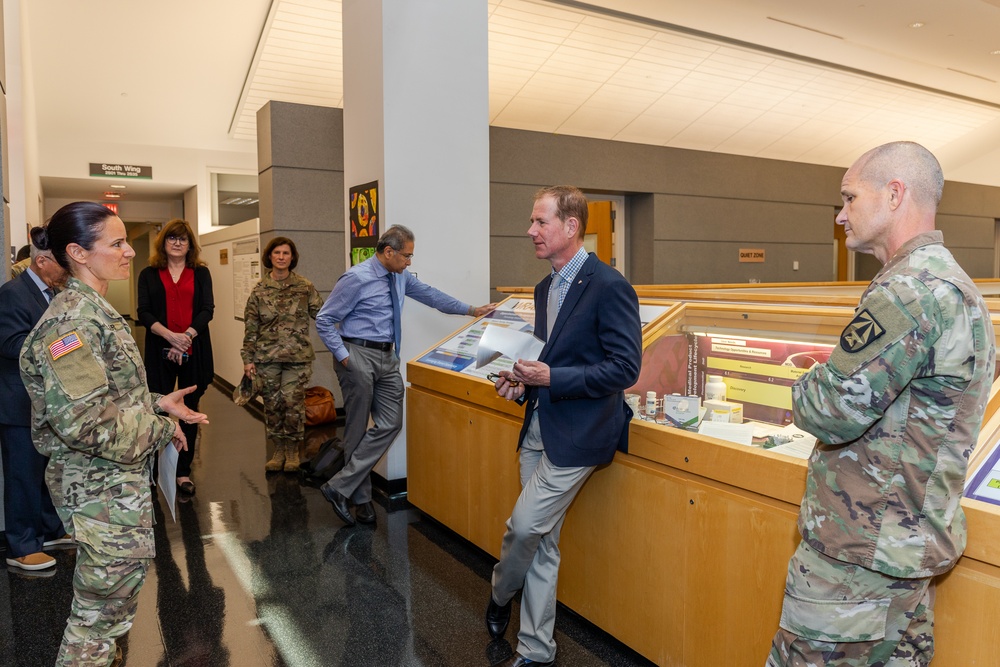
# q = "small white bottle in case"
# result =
<box><xmin>704</xmin><ymin>375</ymin><xmax>727</xmax><ymax>402</ymax></box>
<box><xmin>645</xmin><ymin>391</ymin><xmax>658</xmax><ymax>419</ymax></box>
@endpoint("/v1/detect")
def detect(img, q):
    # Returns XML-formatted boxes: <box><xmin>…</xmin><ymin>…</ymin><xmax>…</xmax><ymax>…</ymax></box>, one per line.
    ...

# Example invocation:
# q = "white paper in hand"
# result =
<box><xmin>476</xmin><ymin>323</ymin><xmax>545</xmax><ymax>369</ymax></box>
<box><xmin>158</xmin><ymin>443</ymin><xmax>180</xmax><ymax>521</ymax></box>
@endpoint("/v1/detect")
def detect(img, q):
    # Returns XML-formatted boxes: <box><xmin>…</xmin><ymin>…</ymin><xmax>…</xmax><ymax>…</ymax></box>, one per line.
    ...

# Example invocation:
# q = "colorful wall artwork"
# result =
<box><xmin>349</xmin><ymin>181</ymin><xmax>379</xmax><ymax>265</ymax></box>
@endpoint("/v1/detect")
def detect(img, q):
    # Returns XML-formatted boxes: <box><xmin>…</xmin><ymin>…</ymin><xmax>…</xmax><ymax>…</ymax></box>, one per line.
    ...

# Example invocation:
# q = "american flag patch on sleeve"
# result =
<box><xmin>49</xmin><ymin>332</ymin><xmax>84</xmax><ymax>360</ymax></box>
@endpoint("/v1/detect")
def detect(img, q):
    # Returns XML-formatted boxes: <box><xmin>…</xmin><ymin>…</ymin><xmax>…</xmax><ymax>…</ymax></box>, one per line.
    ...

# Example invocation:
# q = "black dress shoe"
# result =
<box><xmin>485</xmin><ymin>595</ymin><xmax>512</xmax><ymax>640</ymax></box>
<box><xmin>321</xmin><ymin>484</ymin><xmax>355</xmax><ymax>526</ymax></box>
<box><xmin>355</xmin><ymin>501</ymin><xmax>376</xmax><ymax>525</ymax></box>
<box><xmin>495</xmin><ymin>654</ymin><xmax>553</xmax><ymax>667</ymax></box>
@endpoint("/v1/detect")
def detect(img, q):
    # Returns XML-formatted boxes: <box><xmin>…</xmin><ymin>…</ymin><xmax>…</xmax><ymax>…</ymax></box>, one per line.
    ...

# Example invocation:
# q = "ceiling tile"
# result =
<box><xmin>715</xmin><ymin>130</ymin><xmax>786</xmax><ymax>156</ymax></box>
<box><xmin>587</xmin><ymin>84</ymin><xmax>664</xmax><ymax>111</ymax></box>
<box><xmin>492</xmin><ymin>97</ymin><xmax>579</xmax><ymax>130</ymax></box>
<box><xmin>643</xmin><ymin>95</ymin><xmax>717</xmax><ymax>120</ymax></box>
<box><xmin>558</xmin><ymin>108</ymin><xmax>638</xmax><ymax>139</ymax></box>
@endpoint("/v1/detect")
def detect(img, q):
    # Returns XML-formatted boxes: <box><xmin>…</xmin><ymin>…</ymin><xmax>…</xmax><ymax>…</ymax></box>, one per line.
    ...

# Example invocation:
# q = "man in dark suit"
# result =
<box><xmin>487</xmin><ymin>186</ymin><xmax>642</xmax><ymax>666</ymax></box>
<box><xmin>0</xmin><ymin>233</ymin><xmax>70</xmax><ymax>571</ymax></box>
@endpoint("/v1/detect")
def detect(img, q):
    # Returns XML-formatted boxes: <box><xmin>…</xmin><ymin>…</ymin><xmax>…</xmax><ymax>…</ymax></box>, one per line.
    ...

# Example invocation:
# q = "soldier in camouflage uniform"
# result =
<box><xmin>18</xmin><ymin>202</ymin><xmax>207</xmax><ymax>667</ymax></box>
<box><xmin>241</xmin><ymin>236</ymin><xmax>323</xmax><ymax>472</ymax></box>
<box><xmin>10</xmin><ymin>255</ymin><xmax>31</xmax><ymax>279</ymax></box>
<box><xmin>767</xmin><ymin>142</ymin><xmax>995</xmax><ymax>666</ymax></box>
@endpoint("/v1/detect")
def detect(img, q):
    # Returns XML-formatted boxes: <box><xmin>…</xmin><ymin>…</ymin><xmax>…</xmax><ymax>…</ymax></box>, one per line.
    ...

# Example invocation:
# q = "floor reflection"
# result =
<box><xmin>153</xmin><ymin>499</ymin><xmax>229</xmax><ymax>667</ymax></box>
<box><xmin>325</xmin><ymin>526</ymin><xmax>409</xmax><ymax>667</ymax></box>
<box><xmin>0</xmin><ymin>548</ymin><xmax>74</xmax><ymax>667</ymax></box>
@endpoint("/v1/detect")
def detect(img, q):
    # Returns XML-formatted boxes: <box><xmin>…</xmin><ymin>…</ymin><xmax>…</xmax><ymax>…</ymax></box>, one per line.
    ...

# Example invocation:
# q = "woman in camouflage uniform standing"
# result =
<box><xmin>19</xmin><ymin>201</ymin><xmax>208</xmax><ymax>666</ymax></box>
<box><xmin>241</xmin><ymin>237</ymin><xmax>323</xmax><ymax>472</ymax></box>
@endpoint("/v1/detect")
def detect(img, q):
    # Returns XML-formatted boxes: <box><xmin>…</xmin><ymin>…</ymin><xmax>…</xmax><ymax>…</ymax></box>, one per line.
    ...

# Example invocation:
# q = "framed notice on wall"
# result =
<box><xmin>349</xmin><ymin>181</ymin><xmax>379</xmax><ymax>265</ymax></box>
<box><xmin>233</xmin><ymin>239</ymin><xmax>260</xmax><ymax>321</ymax></box>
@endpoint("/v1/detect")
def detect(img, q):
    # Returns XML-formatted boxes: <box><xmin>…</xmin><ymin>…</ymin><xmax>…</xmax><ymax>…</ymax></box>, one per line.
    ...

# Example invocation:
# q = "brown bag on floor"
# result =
<box><xmin>304</xmin><ymin>386</ymin><xmax>337</xmax><ymax>426</ymax></box>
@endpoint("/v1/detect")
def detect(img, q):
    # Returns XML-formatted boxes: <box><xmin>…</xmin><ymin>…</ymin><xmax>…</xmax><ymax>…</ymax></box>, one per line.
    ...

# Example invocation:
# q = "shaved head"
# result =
<box><xmin>853</xmin><ymin>141</ymin><xmax>944</xmax><ymax>211</ymax></box>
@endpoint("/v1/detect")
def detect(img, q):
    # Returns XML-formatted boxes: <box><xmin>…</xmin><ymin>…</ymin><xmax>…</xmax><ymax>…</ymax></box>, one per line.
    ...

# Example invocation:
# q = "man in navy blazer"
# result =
<box><xmin>0</xmin><ymin>233</ymin><xmax>69</xmax><ymax>571</ymax></box>
<box><xmin>486</xmin><ymin>186</ymin><xmax>642</xmax><ymax>667</ymax></box>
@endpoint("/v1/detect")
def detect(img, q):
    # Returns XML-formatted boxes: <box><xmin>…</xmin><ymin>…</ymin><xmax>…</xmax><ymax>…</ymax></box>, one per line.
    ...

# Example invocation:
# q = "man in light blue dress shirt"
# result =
<box><xmin>316</xmin><ymin>224</ymin><xmax>495</xmax><ymax>526</ymax></box>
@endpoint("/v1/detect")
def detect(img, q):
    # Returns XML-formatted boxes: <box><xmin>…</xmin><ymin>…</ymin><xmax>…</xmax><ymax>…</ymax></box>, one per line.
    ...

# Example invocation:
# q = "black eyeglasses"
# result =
<box><xmin>166</xmin><ymin>235</ymin><xmax>189</xmax><ymax>244</ymax></box>
<box><xmin>486</xmin><ymin>372</ymin><xmax>520</xmax><ymax>386</ymax></box>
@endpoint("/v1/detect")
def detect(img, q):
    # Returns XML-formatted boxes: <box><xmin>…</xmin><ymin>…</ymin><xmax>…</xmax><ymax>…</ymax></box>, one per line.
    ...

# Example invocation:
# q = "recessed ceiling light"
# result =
<box><xmin>103</xmin><ymin>191</ymin><xmax>122</xmax><ymax>199</ymax></box>
<box><xmin>221</xmin><ymin>196</ymin><xmax>260</xmax><ymax>206</ymax></box>
<box><xmin>110</xmin><ymin>184</ymin><xmax>126</xmax><ymax>189</ymax></box>
<box><xmin>992</xmin><ymin>50</ymin><xmax>1000</xmax><ymax>56</ymax></box>
<box><xmin>909</xmin><ymin>22</ymin><xmax>925</xmax><ymax>28</ymax></box>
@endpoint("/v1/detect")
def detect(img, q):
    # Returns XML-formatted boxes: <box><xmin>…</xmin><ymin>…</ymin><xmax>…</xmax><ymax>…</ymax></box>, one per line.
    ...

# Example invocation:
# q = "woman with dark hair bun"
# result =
<box><xmin>241</xmin><ymin>236</ymin><xmax>323</xmax><ymax>472</ymax></box>
<box><xmin>19</xmin><ymin>201</ymin><xmax>208</xmax><ymax>666</ymax></box>
<box><xmin>137</xmin><ymin>218</ymin><xmax>215</xmax><ymax>495</ymax></box>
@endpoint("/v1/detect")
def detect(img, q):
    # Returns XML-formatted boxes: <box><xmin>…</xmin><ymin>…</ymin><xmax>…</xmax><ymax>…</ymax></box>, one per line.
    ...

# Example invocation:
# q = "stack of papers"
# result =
<box><xmin>475</xmin><ymin>323</ymin><xmax>544</xmax><ymax>369</ymax></box>
<box><xmin>158</xmin><ymin>444</ymin><xmax>179</xmax><ymax>521</ymax></box>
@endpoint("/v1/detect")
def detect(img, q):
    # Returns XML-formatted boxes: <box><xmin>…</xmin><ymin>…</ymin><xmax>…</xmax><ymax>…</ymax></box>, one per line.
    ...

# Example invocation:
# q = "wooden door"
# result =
<box><xmin>834</xmin><ymin>215</ymin><xmax>848</xmax><ymax>281</ymax></box>
<box><xmin>587</xmin><ymin>200</ymin><xmax>614</xmax><ymax>266</ymax></box>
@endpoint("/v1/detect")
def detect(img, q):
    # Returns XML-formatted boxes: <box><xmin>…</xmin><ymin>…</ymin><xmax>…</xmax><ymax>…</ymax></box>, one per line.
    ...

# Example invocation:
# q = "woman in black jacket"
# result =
<box><xmin>137</xmin><ymin>219</ymin><xmax>214</xmax><ymax>495</ymax></box>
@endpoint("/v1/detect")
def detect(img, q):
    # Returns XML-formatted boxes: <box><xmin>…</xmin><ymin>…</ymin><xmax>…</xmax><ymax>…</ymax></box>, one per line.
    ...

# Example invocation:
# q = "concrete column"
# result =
<box><xmin>256</xmin><ymin>100</ymin><xmax>346</xmax><ymax>400</ymax></box>
<box><xmin>343</xmin><ymin>0</ymin><xmax>491</xmax><ymax>490</ymax></box>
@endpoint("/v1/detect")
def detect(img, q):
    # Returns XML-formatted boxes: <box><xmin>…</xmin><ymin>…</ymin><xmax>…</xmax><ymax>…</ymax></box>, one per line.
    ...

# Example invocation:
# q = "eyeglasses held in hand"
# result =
<box><xmin>486</xmin><ymin>372</ymin><xmax>520</xmax><ymax>386</ymax></box>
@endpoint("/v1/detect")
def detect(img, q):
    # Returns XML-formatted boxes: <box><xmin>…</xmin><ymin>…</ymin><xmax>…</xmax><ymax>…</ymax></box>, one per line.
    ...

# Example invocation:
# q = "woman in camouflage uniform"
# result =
<box><xmin>241</xmin><ymin>237</ymin><xmax>323</xmax><ymax>472</ymax></box>
<box><xmin>19</xmin><ymin>202</ymin><xmax>208</xmax><ymax>667</ymax></box>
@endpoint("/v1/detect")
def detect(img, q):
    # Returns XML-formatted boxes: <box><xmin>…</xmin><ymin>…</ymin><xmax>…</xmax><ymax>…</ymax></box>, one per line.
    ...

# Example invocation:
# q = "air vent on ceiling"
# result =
<box><xmin>766</xmin><ymin>17</ymin><xmax>843</xmax><ymax>40</ymax></box>
<box><xmin>946</xmin><ymin>68</ymin><xmax>997</xmax><ymax>84</ymax></box>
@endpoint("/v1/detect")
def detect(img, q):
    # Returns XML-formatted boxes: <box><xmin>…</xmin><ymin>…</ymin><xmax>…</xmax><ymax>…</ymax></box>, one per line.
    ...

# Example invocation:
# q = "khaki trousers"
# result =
<box><xmin>491</xmin><ymin>412</ymin><xmax>594</xmax><ymax>663</ymax></box>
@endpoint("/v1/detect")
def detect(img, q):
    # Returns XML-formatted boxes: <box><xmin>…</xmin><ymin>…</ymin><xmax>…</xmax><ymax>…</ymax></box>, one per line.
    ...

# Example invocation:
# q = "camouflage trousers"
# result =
<box><xmin>56</xmin><ymin>541</ymin><xmax>149</xmax><ymax>666</ymax></box>
<box><xmin>766</xmin><ymin>541</ymin><xmax>934</xmax><ymax>667</ymax></box>
<box><xmin>46</xmin><ymin>453</ymin><xmax>157</xmax><ymax>667</ymax></box>
<box><xmin>258</xmin><ymin>361</ymin><xmax>311</xmax><ymax>447</ymax></box>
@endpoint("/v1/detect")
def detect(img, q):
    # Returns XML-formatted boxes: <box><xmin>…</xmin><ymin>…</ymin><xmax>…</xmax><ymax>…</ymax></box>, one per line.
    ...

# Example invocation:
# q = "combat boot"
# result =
<box><xmin>265</xmin><ymin>444</ymin><xmax>286</xmax><ymax>472</ymax></box>
<box><xmin>283</xmin><ymin>443</ymin><xmax>301</xmax><ymax>472</ymax></box>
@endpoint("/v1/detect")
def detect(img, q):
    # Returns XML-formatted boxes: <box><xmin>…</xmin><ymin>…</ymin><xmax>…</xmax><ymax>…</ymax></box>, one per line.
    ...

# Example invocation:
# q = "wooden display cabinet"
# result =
<box><xmin>406</xmin><ymin>296</ymin><xmax>1000</xmax><ymax>666</ymax></box>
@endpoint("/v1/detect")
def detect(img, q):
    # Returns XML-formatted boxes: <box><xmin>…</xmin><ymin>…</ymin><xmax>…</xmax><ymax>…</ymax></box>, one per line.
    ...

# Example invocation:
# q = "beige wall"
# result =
<box><xmin>199</xmin><ymin>219</ymin><xmax>260</xmax><ymax>392</ymax></box>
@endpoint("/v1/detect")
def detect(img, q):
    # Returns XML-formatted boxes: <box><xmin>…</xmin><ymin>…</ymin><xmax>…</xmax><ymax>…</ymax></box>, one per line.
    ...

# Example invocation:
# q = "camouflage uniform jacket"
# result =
<box><xmin>10</xmin><ymin>256</ymin><xmax>30</xmax><ymax>279</ymax></box>
<box><xmin>792</xmin><ymin>231</ymin><xmax>994</xmax><ymax>578</ymax></box>
<box><xmin>241</xmin><ymin>271</ymin><xmax>323</xmax><ymax>364</ymax></box>
<box><xmin>19</xmin><ymin>277</ymin><xmax>176</xmax><ymax>558</ymax></box>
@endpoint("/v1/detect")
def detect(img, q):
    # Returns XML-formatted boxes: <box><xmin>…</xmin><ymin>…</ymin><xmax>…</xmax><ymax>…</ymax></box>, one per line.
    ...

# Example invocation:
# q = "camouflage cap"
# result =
<box><xmin>233</xmin><ymin>373</ymin><xmax>263</xmax><ymax>407</ymax></box>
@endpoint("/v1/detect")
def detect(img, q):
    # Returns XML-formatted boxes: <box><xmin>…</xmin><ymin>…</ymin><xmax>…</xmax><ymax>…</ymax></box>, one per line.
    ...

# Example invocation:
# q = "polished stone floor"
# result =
<box><xmin>0</xmin><ymin>386</ymin><xmax>654</xmax><ymax>667</ymax></box>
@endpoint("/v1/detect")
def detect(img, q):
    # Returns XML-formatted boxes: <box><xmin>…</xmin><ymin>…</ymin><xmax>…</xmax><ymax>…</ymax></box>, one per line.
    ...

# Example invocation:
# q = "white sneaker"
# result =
<box><xmin>42</xmin><ymin>534</ymin><xmax>74</xmax><ymax>548</ymax></box>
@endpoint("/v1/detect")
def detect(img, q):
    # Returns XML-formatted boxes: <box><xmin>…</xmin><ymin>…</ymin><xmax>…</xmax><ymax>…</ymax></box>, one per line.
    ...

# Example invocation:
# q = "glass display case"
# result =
<box><xmin>625</xmin><ymin>301</ymin><xmax>855</xmax><ymax>459</ymax></box>
<box><xmin>965</xmin><ymin>394</ymin><xmax>1000</xmax><ymax>506</ymax></box>
<box><xmin>413</xmin><ymin>296</ymin><xmax>673</xmax><ymax>380</ymax></box>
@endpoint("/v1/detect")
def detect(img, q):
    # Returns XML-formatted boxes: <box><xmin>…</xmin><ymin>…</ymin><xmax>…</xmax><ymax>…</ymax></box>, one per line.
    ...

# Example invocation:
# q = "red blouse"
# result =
<box><xmin>159</xmin><ymin>267</ymin><xmax>195</xmax><ymax>333</ymax></box>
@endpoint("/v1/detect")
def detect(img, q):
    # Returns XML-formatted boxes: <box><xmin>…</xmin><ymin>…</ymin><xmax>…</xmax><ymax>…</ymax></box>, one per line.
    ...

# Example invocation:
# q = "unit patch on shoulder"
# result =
<box><xmin>840</xmin><ymin>309</ymin><xmax>885</xmax><ymax>353</ymax></box>
<box><xmin>48</xmin><ymin>332</ymin><xmax>84</xmax><ymax>360</ymax></box>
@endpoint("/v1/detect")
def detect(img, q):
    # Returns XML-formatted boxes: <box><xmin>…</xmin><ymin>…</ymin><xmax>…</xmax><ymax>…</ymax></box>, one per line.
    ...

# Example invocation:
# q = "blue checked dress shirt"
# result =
<box><xmin>549</xmin><ymin>247</ymin><xmax>588</xmax><ymax>310</ymax></box>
